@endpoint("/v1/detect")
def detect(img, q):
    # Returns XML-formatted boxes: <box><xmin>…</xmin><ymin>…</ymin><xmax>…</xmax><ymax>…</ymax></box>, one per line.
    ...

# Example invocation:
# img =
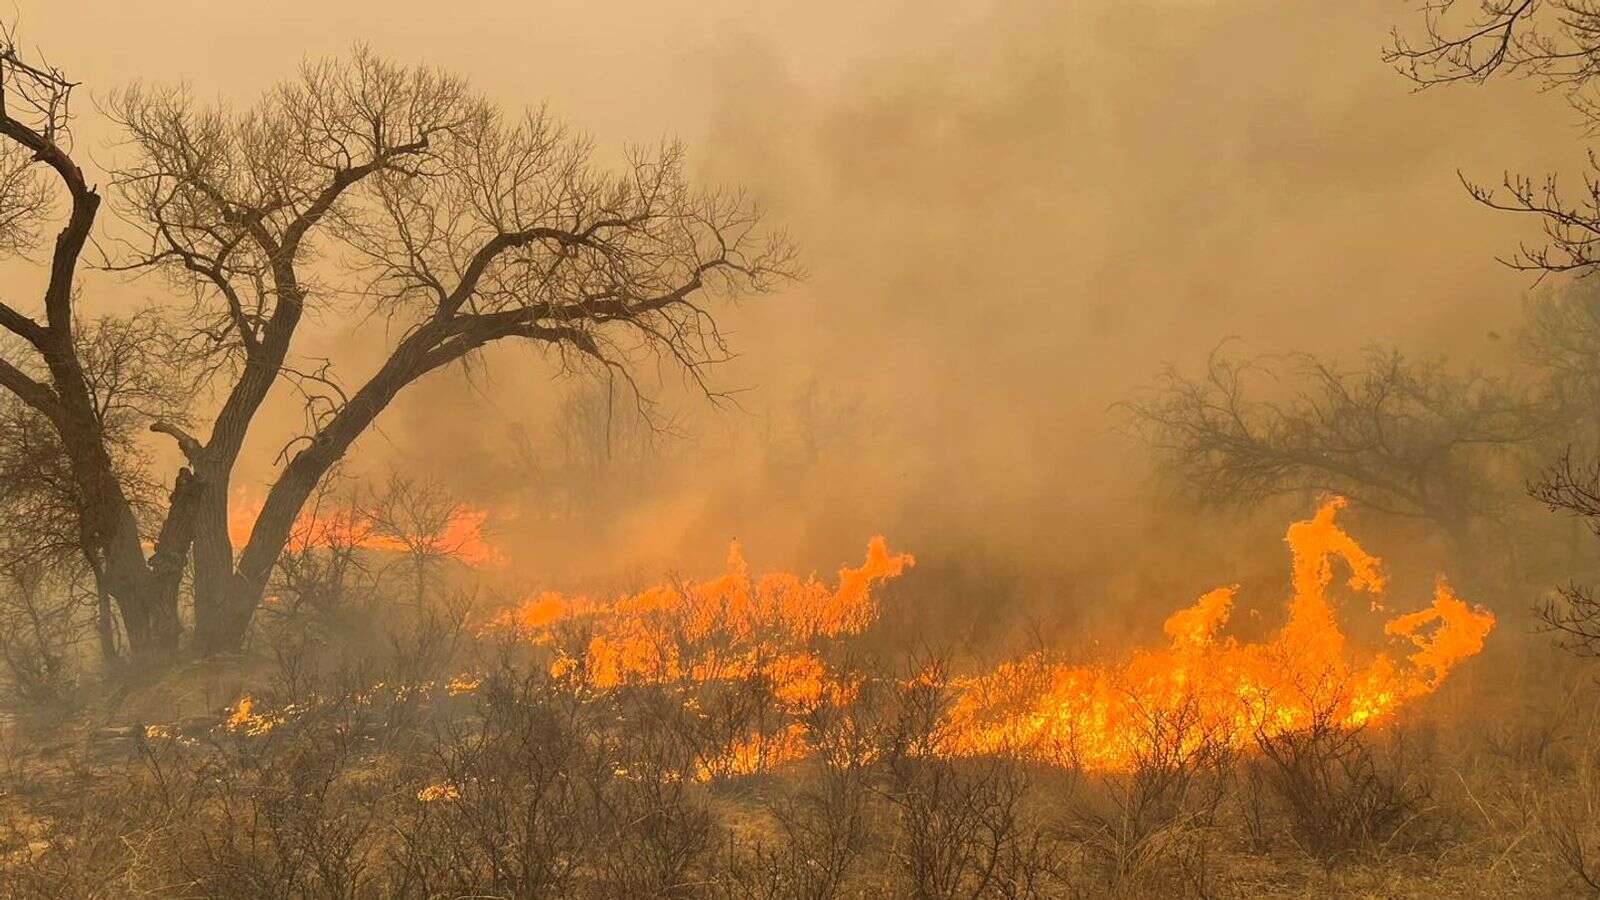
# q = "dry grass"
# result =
<box><xmin>1</xmin><ymin>630</ymin><xmax>1598</xmax><ymax>899</ymax></box>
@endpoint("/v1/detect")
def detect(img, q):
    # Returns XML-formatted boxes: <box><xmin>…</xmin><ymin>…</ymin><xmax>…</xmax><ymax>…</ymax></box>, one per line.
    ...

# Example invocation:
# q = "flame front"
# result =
<box><xmin>453</xmin><ymin>499</ymin><xmax>1499</xmax><ymax>775</ymax></box>
<box><xmin>940</xmin><ymin>498</ymin><xmax>1495</xmax><ymax>769</ymax></box>
<box><xmin>491</xmin><ymin>537</ymin><xmax>915</xmax><ymax>704</ymax></box>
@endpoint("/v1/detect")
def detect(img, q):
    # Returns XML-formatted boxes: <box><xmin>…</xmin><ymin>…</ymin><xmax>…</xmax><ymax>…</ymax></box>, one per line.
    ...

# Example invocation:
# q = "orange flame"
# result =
<box><xmin>227</xmin><ymin>490</ymin><xmax>504</xmax><ymax>566</ymax></box>
<box><xmin>490</xmin><ymin>537</ymin><xmax>914</xmax><ymax>705</ymax></box>
<box><xmin>479</xmin><ymin>499</ymin><xmax>1500</xmax><ymax>776</ymax></box>
<box><xmin>937</xmin><ymin>497</ymin><xmax>1496</xmax><ymax>769</ymax></box>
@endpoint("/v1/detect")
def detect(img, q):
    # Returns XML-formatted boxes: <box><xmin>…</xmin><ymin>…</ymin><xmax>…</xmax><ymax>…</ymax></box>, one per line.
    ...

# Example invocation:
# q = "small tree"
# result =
<box><xmin>1529</xmin><ymin>451</ymin><xmax>1600</xmax><ymax>653</ymax></box>
<box><xmin>363</xmin><ymin>472</ymin><xmax>472</xmax><ymax>606</ymax></box>
<box><xmin>1388</xmin><ymin>4</ymin><xmax>1600</xmax><ymax>646</ymax></box>
<box><xmin>264</xmin><ymin>469</ymin><xmax>372</xmax><ymax>625</ymax></box>
<box><xmin>0</xmin><ymin>558</ymin><xmax>81</xmax><ymax>706</ymax></box>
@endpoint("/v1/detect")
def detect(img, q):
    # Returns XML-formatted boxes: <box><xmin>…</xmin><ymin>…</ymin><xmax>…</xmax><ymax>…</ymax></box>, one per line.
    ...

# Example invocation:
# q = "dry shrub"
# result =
<box><xmin>587</xmin><ymin>685</ymin><xmax>721</xmax><ymax>898</ymax></box>
<box><xmin>711</xmin><ymin>696</ymin><xmax>880</xmax><ymax>900</ymax></box>
<box><xmin>2</xmin><ymin>695</ymin><xmax>395</xmax><ymax>899</ymax></box>
<box><xmin>1540</xmin><ymin>793</ymin><xmax>1600</xmax><ymax>896</ymax></box>
<box><xmin>1250</xmin><ymin>709</ymin><xmax>1435</xmax><ymax>864</ymax></box>
<box><xmin>1063</xmin><ymin>695</ymin><xmax>1231</xmax><ymax>895</ymax></box>
<box><xmin>393</xmin><ymin>671</ymin><xmax>724</xmax><ymax>899</ymax></box>
<box><xmin>0</xmin><ymin>565</ymin><xmax>83</xmax><ymax>711</ymax></box>
<box><xmin>0</xmin><ymin>770</ymin><xmax>181</xmax><ymax>899</ymax></box>
<box><xmin>670</xmin><ymin>669</ymin><xmax>789</xmax><ymax>782</ymax></box>
<box><xmin>877</xmin><ymin>666</ymin><xmax>1058</xmax><ymax>900</ymax></box>
<box><xmin>1532</xmin><ymin>705</ymin><xmax>1600</xmax><ymax>895</ymax></box>
<box><xmin>713</xmin><ymin>770</ymin><xmax>871</xmax><ymax>900</ymax></box>
<box><xmin>175</xmin><ymin>737</ymin><xmax>387</xmax><ymax>898</ymax></box>
<box><xmin>388</xmin><ymin>671</ymin><xmax>597</xmax><ymax>898</ymax></box>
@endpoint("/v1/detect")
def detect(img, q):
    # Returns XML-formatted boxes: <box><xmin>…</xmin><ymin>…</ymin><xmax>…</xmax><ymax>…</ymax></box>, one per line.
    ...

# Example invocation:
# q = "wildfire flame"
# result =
<box><xmin>938</xmin><ymin>497</ymin><xmax>1496</xmax><ymax>769</ymax></box>
<box><xmin>192</xmin><ymin>499</ymin><xmax>1494</xmax><ymax>781</ymax></box>
<box><xmin>485</xmin><ymin>497</ymin><xmax>1495</xmax><ymax>774</ymax></box>
<box><xmin>490</xmin><ymin>536</ymin><xmax>915</xmax><ymax>706</ymax></box>
<box><xmin>227</xmin><ymin>490</ymin><xmax>505</xmax><ymax>566</ymax></box>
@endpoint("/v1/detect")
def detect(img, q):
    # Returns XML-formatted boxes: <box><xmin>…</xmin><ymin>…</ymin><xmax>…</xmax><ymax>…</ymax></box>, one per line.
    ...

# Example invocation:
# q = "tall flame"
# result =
<box><xmin>472</xmin><ymin>498</ymin><xmax>1499</xmax><ymax>774</ymax></box>
<box><xmin>939</xmin><ymin>497</ymin><xmax>1495</xmax><ymax>769</ymax></box>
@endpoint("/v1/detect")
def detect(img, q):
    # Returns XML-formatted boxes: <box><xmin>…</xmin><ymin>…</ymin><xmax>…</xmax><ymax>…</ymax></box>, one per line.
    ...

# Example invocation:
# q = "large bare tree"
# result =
<box><xmin>0</xmin><ymin>36</ymin><xmax>793</xmax><ymax>658</ymax></box>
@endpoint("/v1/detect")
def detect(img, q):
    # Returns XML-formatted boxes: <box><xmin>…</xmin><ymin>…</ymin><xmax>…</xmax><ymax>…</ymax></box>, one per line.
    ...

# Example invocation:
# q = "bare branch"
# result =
<box><xmin>1123</xmin><ymin>344</ymin><xmax>1548</xmax><ymax>527</ymax></box>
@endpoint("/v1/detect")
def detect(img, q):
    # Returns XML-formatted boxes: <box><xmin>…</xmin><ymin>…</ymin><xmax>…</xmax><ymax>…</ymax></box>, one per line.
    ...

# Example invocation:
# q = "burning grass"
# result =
<box><xmin>481</xmin><ymin>496</ymin><xmax>1495</xmax><ymax>776</ymax></box>
<box><xmin>2</xmin><ymin>498</ymin><xmax>1553</xmax><ymax>899</ymax></box>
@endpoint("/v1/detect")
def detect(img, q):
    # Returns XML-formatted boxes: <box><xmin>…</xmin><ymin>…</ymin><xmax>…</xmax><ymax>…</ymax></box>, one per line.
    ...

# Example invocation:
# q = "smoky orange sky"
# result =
<box><xmin>14</xmin><ymin>1</ymin><xmax>1583</xmax><ymax>590</ymax></box>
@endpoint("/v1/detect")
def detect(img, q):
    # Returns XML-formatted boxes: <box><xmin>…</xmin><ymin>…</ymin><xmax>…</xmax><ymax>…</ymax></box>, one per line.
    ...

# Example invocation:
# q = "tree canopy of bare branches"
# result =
<box><xmin>1389</xmin><ymin>4</ymin><xmax>1600</xmax><ymax>646</ymax></box>
<box><xmin>1389</xmin><ymin>1</ymin><xmax>1600</xmax><ymax>274</ymax></box>
<box><xmin>0</xmin><ymin>32</ymin><xmax>795</xmax><ymax>659</ymax></box>
<box><xmin>1529</xmin><ymin>449</ymin><xmax>1600</xmax><ymax>652</ymax></box>
<box><xmin>1125</xmin><ymin>347</ymin><xmax>1547</xmax><ymax>535</ymax></box>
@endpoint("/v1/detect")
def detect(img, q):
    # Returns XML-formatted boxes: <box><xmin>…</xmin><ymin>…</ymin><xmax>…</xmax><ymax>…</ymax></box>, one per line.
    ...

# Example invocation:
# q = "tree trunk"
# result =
<box><xmin>91</xmin><ymin>566</ymin><xmax>118</xmax><ymax>663</ymax></box>
<box><xmin>55</xmin><ymin>434</ymin><xmax>181</xmax><ymax>660</ymax></box>
<box><xmin>190</xmin><ymin>460</ymin><xmax>240</xmax><ymax>655</ymax></box>
<box><xmin>76</xmin><ymin>517</ymin><xmax>121</xmax><ymax>663</ymax></box>
<box><xmin>196</xmin><ymin>335</ymin><xmax>446</xmax><ymax>654</ymax></box>
<box><xmin>197</xmin><ymin>454</ymin><xmax>338</xmax><ymax>655</ymax></box>
<box><xmin>113</xmin><ymin>579</ymin><xmax>181</xmax><ymax>659</ymax></box>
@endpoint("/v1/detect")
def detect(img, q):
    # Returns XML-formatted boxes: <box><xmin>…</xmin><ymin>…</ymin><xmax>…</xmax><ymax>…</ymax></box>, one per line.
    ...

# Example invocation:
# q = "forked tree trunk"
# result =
<box><xmin>194</xmin><ymin>342</ymin><xmax>441</xmax><ymax>655</ymax></box>
<box><xmin>194</xmin><ymin>465</ymin><xmax>323</xmax><ymax>656</ymax></box>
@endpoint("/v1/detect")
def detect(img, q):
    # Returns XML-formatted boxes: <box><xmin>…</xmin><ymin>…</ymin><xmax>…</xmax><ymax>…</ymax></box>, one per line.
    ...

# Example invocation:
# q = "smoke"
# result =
<box><xmin>13</xmin><ymin>0</ymin><xmax>1582</xmax><ymax>611</ymax></box>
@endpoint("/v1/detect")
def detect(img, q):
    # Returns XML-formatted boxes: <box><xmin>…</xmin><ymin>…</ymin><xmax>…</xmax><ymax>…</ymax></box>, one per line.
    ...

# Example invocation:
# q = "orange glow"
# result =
<box><xmin>486</xmin><ymin>498</ymin><xmax>1495</xmax><ymax>776</ymax></box>
<box><xmin>937</xmin><ymin>497</ymin><xmax>1496</xmax><ymax>769</ymax></box>
<box><xmin>227</xmin><ymin>490</ymin><xmax>505</xmax><ymax>566</ymax></box>
<box><xmin>489</xmin><ymin>537</ymin><xmax>914</xmax><ymax>700</ymax></box>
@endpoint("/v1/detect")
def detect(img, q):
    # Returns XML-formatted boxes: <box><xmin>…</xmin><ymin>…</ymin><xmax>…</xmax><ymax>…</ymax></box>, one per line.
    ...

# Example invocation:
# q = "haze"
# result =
<box><xmin>16</xmin><ymin>0</ymin><xmax>1574</xmax><ymax>583</ymax></box>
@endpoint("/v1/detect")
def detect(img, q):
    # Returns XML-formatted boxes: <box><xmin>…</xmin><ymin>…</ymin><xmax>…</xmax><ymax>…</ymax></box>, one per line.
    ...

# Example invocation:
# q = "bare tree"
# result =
<box><xmin>1530</xmin><ymin>450</ymin><xmax>1600</xmax><ymax>652</ymax></box>
<box><xmin>1125</xmin><ymin>346</ymin><xmax>1546</xmax><ymax>550</ymax></box>
<box><xmin>0</xmin><ymin>558</ymin><xmax>81</xmax><ymax>706</ymax></box>
<box><xmin>0</xmin><ymin>34</ymin><xmax>197</xmax><ymax>659</ymax></box>
<box><xmin>1388</xmin><ymin>4</ymin><xmax>1600</xmax><ymax>641</ymax></box>
<box><xmin>264</xmin><ymin>468</ymin><xmax>372</xmax><ymax>624</ymax></box>
<box><xmin>0</xmin><ymin>32</ymin><xmax>794</xmax><ymax>659</ymax></box>
<box><xmin>363</xmin><ymin>472</ymin><xmax>471</xmax><ymax>606</ymax></box>
<box><xmin>1521</xmin><ymin>284</ymin><xmax>1600</xmax><ymax>447</ymax></box>
<box><xmin>534</xmin><ymin>378</ymin><xmax>662</xmax><ymax>520</ymax></box>
<box><xmin>1388</xmin><ymin>2</ymin><xmax>1600</xmax><ymax>275</ymax></box>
